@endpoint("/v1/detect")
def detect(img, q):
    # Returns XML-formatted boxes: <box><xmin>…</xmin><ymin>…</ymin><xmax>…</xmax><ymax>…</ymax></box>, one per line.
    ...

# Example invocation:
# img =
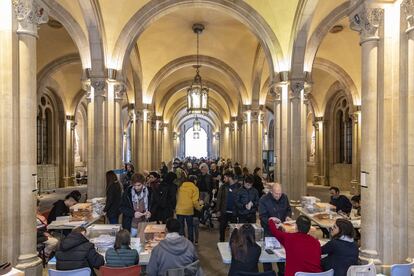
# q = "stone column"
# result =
<box><xmin>135</xmin><ymin>109</ymin><xmax>144</xmax><ymax>171</ymax></box>
<box><xmin>88</xmin><ymin>79</ymin><xmax>107</xmax><ymax>198</ymax></box>
<box><xmin>403</xmin><ymin>0</ymin><xmax>414</xmax><ymax>262</ymax></box>
<box><xmin>63</xmin><ymin>115</ymin><xmax>75</xmax><ymax>186</ymax></box>
<box><xmin>270</xmin><ymin>86</ymin><xmax>281</xmax><ymax>182</ymax></box>
<box><xmin>106</xmin><ymin>82</ymin><xmax>116</xmax><ymax>171</ymax></box>
<box><xmin>250</xmin><ymin>108</ymin><xmax>263</xmax><ymax>170</ymax></box>
<box><xmin>312</xmin><ymin>119</ymin><xmax>321</xmax><ymax>185</ymax></box>
<box><xmin>162</xmin><ymin>123</ymin><xmax>172</xmax><ymax>163</ymax></box>
<box><xmin>349</xmin><ymin>4</ymin><xmax>383</xmax><ymax>263</ymax></box>
<box><xmin>279</xmin><ymin>84</ymin><xmax>290</xmax><ymax>190</ymax></box>
<box><xmin>289</xmin><ymin>81</ymin><xmax>307</xmax><ymax>201</ymax></box>
<box><xmin>114</xmin><ymin>84</ymin><xmax>125</xmax><ymax>168</ymax></box>
<box><xmin>85</xmin><ymin>83</ymin><xmax>95</xmax><ymax>193</ymax></box>
<box><xmin>350</xmin><ymin>110</ymin><xmax>361</xmax><ymax>195</ymax></box>
<box><xmin>13</xmin><ymin>0</ymin><xmax>47</xmax><ymax>273</ymax></box>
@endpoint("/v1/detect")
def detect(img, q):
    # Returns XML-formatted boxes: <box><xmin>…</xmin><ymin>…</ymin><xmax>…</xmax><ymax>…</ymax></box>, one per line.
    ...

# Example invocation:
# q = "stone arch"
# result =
<box><xmin>304</xmin><ymin>1</ymin><xmax>351</xmax><ymax>72</ymax></box>
<box><xmin>111</xmin><ymin>0</ymin><xmax>283</xmax><ymax>78</ymax></box>
<box><xmin>157</xmin><ymin>80</ymin><xmax>235</xmax><ymax>117</ymax></box>
<box><xmin>314</xmin><ymin>58</ymin><xmax>359</xmax><ymax>111</ymax></box>
<box><xmin>149</xmin><ymin>55</ymin><xmax>247</xmax><ymax>105</ymax></box>
<box><xmin>251</xmin><ymin>44</ymin><xmax>267</xmax><ymax>105</ymax></box>
<box><xmin>40</xmin><ymin>0</ymin><xmax>90</xmax><ymax>67</ymax></box>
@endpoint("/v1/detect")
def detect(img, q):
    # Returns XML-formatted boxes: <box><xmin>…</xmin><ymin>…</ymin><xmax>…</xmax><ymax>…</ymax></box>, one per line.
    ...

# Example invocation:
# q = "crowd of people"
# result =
<box><xmin>37</xmin><ymin>157</ymin><xmax>361</xmax><ymax>276</ymax></box>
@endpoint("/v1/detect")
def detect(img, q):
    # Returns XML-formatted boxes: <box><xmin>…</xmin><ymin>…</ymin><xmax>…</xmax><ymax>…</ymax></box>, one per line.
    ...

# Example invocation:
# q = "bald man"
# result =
<box><xmin>259</xmin><ymin>183</ymin><xmax>292</xmax><ymax>274</ymax></box>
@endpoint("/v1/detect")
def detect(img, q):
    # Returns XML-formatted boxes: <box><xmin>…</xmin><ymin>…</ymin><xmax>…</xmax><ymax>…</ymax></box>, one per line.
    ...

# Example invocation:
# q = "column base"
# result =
<box><xmin>63</xmin><ymin>176</ymin><xmax>74</xmax><ymax>187</ymax></box>
<box><xmin>350</xmin><ymin>180</ymin><xmax>360</xmax><ymax>195</ymax></box>
<box><xmin>313</xmin><ymin>174</ymin><xmax>320</xmax><ymax>185</ymax></box>
<box><xmin>15</xmin><ymin>254</ymin><xmax>42</xmax><ymax>276</ymax></box>
<box><xmin>359</xmin><ymin>248</ymin><xmax>382</xmax><ymax>265</ymax></box>
<box><xmin>319</xmin><ymin>176</ymin><xmax>328</xmax><ymax>186</ymax></box>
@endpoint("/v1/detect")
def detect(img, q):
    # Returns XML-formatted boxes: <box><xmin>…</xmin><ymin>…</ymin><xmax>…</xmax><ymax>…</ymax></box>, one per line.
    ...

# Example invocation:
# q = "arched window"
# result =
<box><xmin>333</xmin><ymin>97</ymin><xmax>352</xmax><ymax>164</ymax></box>
<box><xmin>37</xmin><ymin>95</ymin><xmax>54</xmax><ymax>164</ymax></box>
<box><xmin>268</xmin><ymin>119</ymin><xmax>274</xmax><ymax>150</ymax></box>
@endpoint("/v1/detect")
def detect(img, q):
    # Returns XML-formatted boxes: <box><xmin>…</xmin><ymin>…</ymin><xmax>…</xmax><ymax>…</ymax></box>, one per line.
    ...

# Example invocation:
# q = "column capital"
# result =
<box><xmin>290</xmin><ymin>81</ymin><xmax>304</xmax><ymax>100</ymax></box>
<box><xmin>269</xmin><ymin>86</ymin><xmax>282</xmax><ymax>103</ymax></box>
<box><xmin>91</xmin><ymin>79</ymin><xmax>106</xmax><ymax>98</ymax></box>
<box><xmin>349</xmin><ymin>4</ymin><xmax>384</xmax><ymax>44</ymax></box>
<box><xmin>13</xmin><ymin>0</ymin><xmax>48</xmax><ymax>37</ymax></box>
<box><xmin>402</xmin><ymin>0</ymin><xmax>414</xmax><ymax>32</ymax></box>
<box><xmin>114</xmin><ymin>83</ymin><xmax>127</xmax><ymax>101</ymax></box>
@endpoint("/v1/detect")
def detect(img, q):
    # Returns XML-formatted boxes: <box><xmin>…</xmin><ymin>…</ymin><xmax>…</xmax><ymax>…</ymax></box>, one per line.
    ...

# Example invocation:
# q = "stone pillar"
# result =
<box><xmin>85</xmin><ymin>83</ymin><xmax>95</xmax><ymax>193</ymax></box>
<box><xmin>88</xmin><ymin>79</ymin><xmax>107</xmax><ymax>198</ymax></box>
<box><xmin>13</xmin><ymin>0</ymin><xmax>47</xmax><ymax>273</ymax></box>
<box><xmin>350</xmin><ymin>110</ymin><xmax>361</xmax><ymax>195</ymax></box>
<box><xmin>250</xmin><ymin>108</ymin><xmax>263</xmax><ymax>170</ymax></box>
<box><xmin>349</xmin><ymin>4</ymin><xmax>383</xmax><ymax>263</ymax></box>
<box><xmin>279</xmin><ymin>84</ymin><xmax>290</xmax><ymax>190</ymax></box>
<box><xmin>312</xmin><ymin>119</ymin><xmax>321</xmax><ymax>185</ymax></box>
<box><xmin>106</xmin><ymin>82</ymin><xmax>116</xmax><ymax>171</ymax></box>
<box><xmin>114</xmin><ymin>84</ymin><xmax>125</xmax><ymax>168</ymax></box>
<box><xmin>288</xmin><ymin>82</ymin><xmax>307</xmax><ymax>201</ymax></box>
<box><xmin>162</xmin><ymin>123</ymin><xmax>173</xmax><ymax>163</ymax></box>
<box><xmin>63</xmin><ymin>115</ymin><xmax>75</xmax><ymax>186</ymax></box>
<box><xmin>404</xmin><ymin>0</ymin><xmax>414</xmax><ymax>260</ymax></box>
<box><xmin>271</xmin><ymin>86</ymin><xmax>281</xmax><ymax>182</ymax></box>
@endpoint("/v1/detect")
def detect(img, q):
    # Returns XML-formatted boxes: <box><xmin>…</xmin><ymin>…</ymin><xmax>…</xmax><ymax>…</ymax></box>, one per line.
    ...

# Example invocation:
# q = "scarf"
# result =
<box><xmin>131</xmin><ymin>186</ymin><xmax>148</xmax><ymax>212</ymax></box>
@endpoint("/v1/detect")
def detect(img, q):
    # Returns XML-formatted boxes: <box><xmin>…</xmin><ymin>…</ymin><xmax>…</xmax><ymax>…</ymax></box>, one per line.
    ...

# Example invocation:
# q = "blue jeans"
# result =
<box><xmin>107</xmin><ymin>216</ymin><xmax>119</xmax><ymax>224</ymax></box>
<box><xmin>177</xmin><ymin>215</ymin><xmax>194</xmax><ymax>242</ymax></box>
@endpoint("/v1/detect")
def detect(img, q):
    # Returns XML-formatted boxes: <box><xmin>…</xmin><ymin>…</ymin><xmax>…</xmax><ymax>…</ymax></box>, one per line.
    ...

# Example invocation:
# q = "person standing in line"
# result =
<box><xmin>197</xmin><ymin>163</ymin><xmax>213</xmax><ymax>204</ymax></box>
<box><xmin>104</xmin><ymin>170</ymin><xmax>122</xmax><ymax>224</ymax></box>
<box><xmin>120</xmin><ymin>163</ymin><xmax>135</xmax><ymax>191</ymax></box>
<box><xmin>119</xmin><ymin>173</ymin><xmax>152</xmax><ymax>239</ymax></box>
<box><xmin>253</xmin><ymin>167</ymin><xmax>265</xmax><ymax>197</ymax></box>
<box><xmin>216</xmin><ymin>170</ymin><xmax>241</xmax><ymax>242</ymax></box>
<box><xmin>236</xmin><ymin>174</ymin><xmax>259</xmax><ymax>224</ymax></box>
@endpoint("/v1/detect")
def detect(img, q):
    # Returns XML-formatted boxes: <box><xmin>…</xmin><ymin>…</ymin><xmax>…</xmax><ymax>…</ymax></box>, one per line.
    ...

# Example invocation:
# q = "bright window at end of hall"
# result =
<box><xmin>185</xmin><ymin>127</ymin><xmax>208</xmax><ymax>158</ymax></box>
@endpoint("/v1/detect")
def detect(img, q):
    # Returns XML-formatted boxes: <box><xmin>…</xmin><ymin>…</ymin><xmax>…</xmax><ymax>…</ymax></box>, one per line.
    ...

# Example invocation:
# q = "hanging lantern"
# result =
<box><xmin>187</xmin><ymin>23</ymin><xmax>209</xmax><ymax>114</ymax></box>
<box><xmin>193</xmin><ymin>131</ymin><xmax>200</xmax><ymax>139</ymax></box>
<box><xmin>193</xmin><ymin>116</ymin><xmax>201</xmax><ymax>132</ymax></box>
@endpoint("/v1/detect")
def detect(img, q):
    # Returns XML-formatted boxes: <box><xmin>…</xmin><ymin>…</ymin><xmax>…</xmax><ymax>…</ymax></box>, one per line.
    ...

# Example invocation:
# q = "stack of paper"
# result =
<box><xmin>90</xmin><ymin>235</ymin><xmax>115</xmax><ymax>249</ymax></box>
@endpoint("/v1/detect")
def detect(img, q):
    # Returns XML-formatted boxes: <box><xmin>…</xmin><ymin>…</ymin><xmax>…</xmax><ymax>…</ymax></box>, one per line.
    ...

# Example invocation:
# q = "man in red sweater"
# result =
<box><xmin>269</xmin><ymin>215</ymin><xmax>322</xmax><ymax>276</ymax></box>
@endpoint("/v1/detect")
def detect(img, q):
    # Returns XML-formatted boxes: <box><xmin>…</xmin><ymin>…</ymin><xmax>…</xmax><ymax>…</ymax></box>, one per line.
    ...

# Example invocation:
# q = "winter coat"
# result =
<box><xmin>105</xmin><ymin>246</ymin><xmax>139</xmax><ymax>268</ymax></box>
<box><xmin>104</xmin><ymin>181</ymin><xmax>122</xmax><ymax>219</ymax></box>
<box><xmin>146</xmin><ymin>234</ymin><xmax>199</xmax><ymax>276</ymax></box>
<box><xmin>259</xmin><ymin>193</ymin><xmax>292</xmax><ymax>236</ymax></box>
<box><xmin>55</xmin><ymin>232</ymin><xmax>104</xmax><ymax>275</ymax></box>
<box><xmin>235</xmin><ymin>186</ymin><xmax>259</xmax><ymax>216</ymax></box>
<box><xmin>47</xmin><ymin>200</ymin><xmax>69</xmax><ymax>224</ymax></box>
<box><xmin>119</xmin><ymin>186</ymin><xmax>153</xmax><ymax>231</ymax></box>
<box><xmin>176</xmin><ymin>182</ymin><xmax>202</xmax><ymax>216</ymax></box>
<box><xmin>216</xmin><ymin>182</ymin><xmax>241</xmax><ymax>215</ymax></box>
<box><xmin>151</xmin><ymin>181</ymin><xmax>177</xmax><ymax>222</ymax></box>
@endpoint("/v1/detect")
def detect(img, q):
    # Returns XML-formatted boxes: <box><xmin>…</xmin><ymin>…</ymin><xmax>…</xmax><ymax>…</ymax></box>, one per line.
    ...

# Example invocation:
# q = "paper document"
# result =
<box><xmin>265</xmin><ymin>237</ymin><xmax>281</xmax><ymax>249</ymax></box>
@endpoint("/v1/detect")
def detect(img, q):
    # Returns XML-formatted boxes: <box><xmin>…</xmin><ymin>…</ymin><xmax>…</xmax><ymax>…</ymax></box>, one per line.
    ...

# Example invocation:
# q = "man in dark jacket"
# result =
<box><xmin>55</xmin><ymin>227</ymin><xmax>104</xmax><ymax>275</ymax></box>
<box><xmin>47</xmin><ymin>191</ymin><xmax>80</xmax><ymax>224</ymax></box>
<box><xmin>236</xmin><ymin>174</ymin><xmax>259</xmax><ymax>223</ymax></box>
<box><xmin>197</xmin><ymin>163</ymin><xmax>213</xmax><ymax>203</ymax></box>
<box><xmin>216</xmin><ymin>170</ymin><xmax>241</xmax><ymax>242</ymax></box>
<box><xmin>259</xmin><ymin>183</ymin><xmax>292</xmax><ymax>274</ymax></box>
<box><xmin>329</xmin><ymin>187</ymin><xmax>352</xmax><ymax>214</ymax></box>
<box><xmin>152</xmin><ymin>172</ymin><xmax>177</xmax><ymax>223</ymax></box>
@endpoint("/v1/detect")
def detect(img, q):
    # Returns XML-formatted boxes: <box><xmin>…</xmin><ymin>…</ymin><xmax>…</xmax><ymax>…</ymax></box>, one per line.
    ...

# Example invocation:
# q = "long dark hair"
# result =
<box><xmin>332</xmin><ymin>218</ymin><xmax>355</xmax><ymax>240</ymax></box>
<box><xmin>106</xmin><ymin>170</ymin><xmax>118</xmax><ymax>191</ymax></box>
<box><xmin>230</xmin><ymin>224</ymin><xmax>256</xmax><ymax>261</ymax></box>
<box><xmin>114</xmin><ymin>229</ymin><xmax>131</xmax><ymax>250</ymax></box>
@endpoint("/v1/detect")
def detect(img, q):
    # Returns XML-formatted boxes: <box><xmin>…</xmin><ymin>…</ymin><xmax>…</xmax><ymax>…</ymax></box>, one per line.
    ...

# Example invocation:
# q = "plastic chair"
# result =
<box><xmin>295</xmin><ymin>269</ymin><xmax>334</xmax><ymax>276</ymax></box>
<box><xmin>390</xmin><ymin>262</ymin><xmax>414</xmax><ymax>276</ymax></box>
<box><xmin>100</xmin><ymin>265</ymin><xmax>141</xmax><ymax>276</ymax></box>
<box><xmin>237</xmin><ymin>271</ymin><xmax>277</xmax><ymax>276</ymax></box>
<box><xmin>165</xmin><ymin>260</ymin><xmax>200</xmax><ymax>276</ymax></box>
<box><xmin>346</xmin><ymin>260</ymin><xmax>376</xmax><ymax>276</ymax></box>
<box><xmin>48</xmin><ymin>267</ymin><xmax>91</xmax><ymax>276</ymax></box>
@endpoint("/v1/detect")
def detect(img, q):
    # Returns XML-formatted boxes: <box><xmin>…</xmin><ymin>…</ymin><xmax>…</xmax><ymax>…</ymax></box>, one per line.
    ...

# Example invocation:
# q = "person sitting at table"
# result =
<box><xmin>120</xmin><ymin>173</ymin><xmax>152</xmax><ymax>239</ymax></box>
<box><xmin>36</xmin><ymin>199</ymin><xmax>59</xmax><ymax>259</ymax></box>
<box><xmin>259</xmin><ymin>183</ymin><xmax>292</xmax><ymax>274</ymax></box>
<box><xmin>321</xmin><ymin>219</ymin><xmax>359</xmax><ymax>276</ymax></box>
<box><xmin>147</xmin><ymin>218</ymin><xmax>200</xmax><ymax>276</ymax></box>
<box><xmin>55</xmin><ymin>226</ymin><xmax>105</xmax><ymax>275</ymax></box>
<box><xmin>104</xmin><ymin>170</ymin><xmax>122</xmax><ymax>224</ymax></box>
<box><xmin>350</xmin><ymin>195</ymin><xmax>361</xmax><ymax>217</ymax></box>
<box><xmin>236</xmin><ymin>174</ymin><xmax>259</xmax><ymax>224</ymax></box>
<box><xmin>228</xmin><ymin>224</ymin><xmax>261</xmax><ymax>276</ymax></box>
<box><xmin>268</xmin><ymin>215</ymin><xmax>322</xmax><ymax>276</ymax></box>
<box><xmin>329</xmin><ymin>187</ymin><xmax>352</xmax><ymax>215</ymax></box>
<box><xmin>47</xmin><ymin>190</ymin><xmax>81</xmax><ymax>224</ymax></box>
<box><xmin>105</xmin><ymin>229</ymin><xmax>139</xmax><ymax>267</ymax></box>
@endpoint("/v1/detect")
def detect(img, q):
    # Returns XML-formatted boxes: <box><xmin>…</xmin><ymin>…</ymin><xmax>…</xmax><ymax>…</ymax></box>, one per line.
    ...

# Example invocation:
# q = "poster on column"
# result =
<box><xmin>360</xmin><ymin>171</ymin><xmax>368</xmax><ymax>188</ymax></box>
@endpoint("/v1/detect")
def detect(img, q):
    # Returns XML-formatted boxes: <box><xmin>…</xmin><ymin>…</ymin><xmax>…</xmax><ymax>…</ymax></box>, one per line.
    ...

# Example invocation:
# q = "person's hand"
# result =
<box><xmin>44</xmin><ymin>232</ymin><xmax>52</xmax><ymax>238</ymax></box>
<box><xmin>145</xmin><ymin>211</ymin><xmax>151</xmax><ymax>219</ymax></box>
<box><xmin>285</xmin><ymin>216</ymin><xmax>293</xmax><ymax>221</ymax></box>
<box><xmin>269</xmin><ymin>217</ymin><xmax>281</xmax><ymax>224</ymax></box>
<box><xmin>134</xmin><ymin>211</ymin><xmax>144</xmax><ymax>218</ymax></box>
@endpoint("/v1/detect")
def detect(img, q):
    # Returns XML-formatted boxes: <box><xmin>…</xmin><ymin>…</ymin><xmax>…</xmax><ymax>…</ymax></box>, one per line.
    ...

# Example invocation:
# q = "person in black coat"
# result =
<box><xmin>120</xmin><ymin>163</ymin><xmax>135</xmax><ymax>191</ymax></box>
<box><xmin>236</xmin><ymin>175</ymin><xmax>259</xmax><ymax>223</ymax></box>
<box><xmin>104</xmin><ymin>171</ymin><xmax>122</xmax><ymax>224</ymax></box>
<box><xmin>253</xmin><ymin>167</ymin><xmax>265</xmax><ymax>197</ymax></box>
<box><xmin>329</xmin><ymin>187</ymin><xmax>352</xmax><ymax>214</ymax></box>
<box><xmin>228</xmin><ymin>224</ymin><xmax>261</xmax><ymax>276</ymax></box>
<box><xmin>321</xmin><ymin>219</ymin><xmax>359</xmax><ymax>276</ymax></box>
<box><xmin>55</xmin><ymin>227</ymin><xmax>104</xmax><ymax>275</ymax></box>
<box><xmin>152</xmin><ymin>172</ymin><xmax>177</xmax><ymax>224</ymax></box>
<box><xmin>47</xmin><ymin>191</ymin><xmax>80</xmax><ymax>224</ymax></box>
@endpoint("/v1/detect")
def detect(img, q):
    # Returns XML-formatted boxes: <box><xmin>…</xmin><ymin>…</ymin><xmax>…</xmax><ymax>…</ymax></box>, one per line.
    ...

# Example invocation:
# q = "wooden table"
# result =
<box><xmin>47</xmin><ymin>215</ymin><xmax>103</xmax><ymax>231</ymax></box>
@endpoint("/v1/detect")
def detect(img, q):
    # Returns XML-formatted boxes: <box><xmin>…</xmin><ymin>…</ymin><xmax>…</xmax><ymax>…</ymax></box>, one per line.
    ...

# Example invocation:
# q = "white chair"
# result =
<box><xmin>48</xmin><ymin>267</ymin><xmax>91</xmax><ymax>276</ymax></box>
<box><xmin>295</xmin><ymin>269</ymin><xmax>334</xmax><ymax>276</ymax></box>
<box><xmin>390</xmin><ymin>261</ymin><xmax>414</xmax><ymax>276</ymax></box>
<box><xmin>346</xmin><ymin>260</ymin><xmax>376</xmax><ymax>276</ymax></box>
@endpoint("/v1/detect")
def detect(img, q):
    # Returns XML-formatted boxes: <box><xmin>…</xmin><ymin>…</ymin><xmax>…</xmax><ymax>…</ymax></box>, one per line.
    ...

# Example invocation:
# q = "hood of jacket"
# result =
<box><xmin>158</xmin><ymin>235</ymin><xmax>192</xmax><ymax>255</ymax></box>
<box><xmin>59</xmin><ymin>232</ymin><xmax>89</xmax><ymax>252</ymax></box>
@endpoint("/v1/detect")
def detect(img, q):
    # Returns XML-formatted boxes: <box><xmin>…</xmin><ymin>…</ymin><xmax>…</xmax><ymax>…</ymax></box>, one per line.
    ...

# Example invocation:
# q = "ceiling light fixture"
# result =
<box><xmin>187</xmin><ymin>23</ymin><xmax>209</xmax><ymax>114</ymax></box>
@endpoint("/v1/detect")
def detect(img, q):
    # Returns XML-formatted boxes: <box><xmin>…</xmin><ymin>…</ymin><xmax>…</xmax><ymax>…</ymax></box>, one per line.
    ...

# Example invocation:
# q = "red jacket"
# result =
<box><xmin>269</xmin><ymin>219</ymin><xmax>322</xmax><ymax>276</ymax></box>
